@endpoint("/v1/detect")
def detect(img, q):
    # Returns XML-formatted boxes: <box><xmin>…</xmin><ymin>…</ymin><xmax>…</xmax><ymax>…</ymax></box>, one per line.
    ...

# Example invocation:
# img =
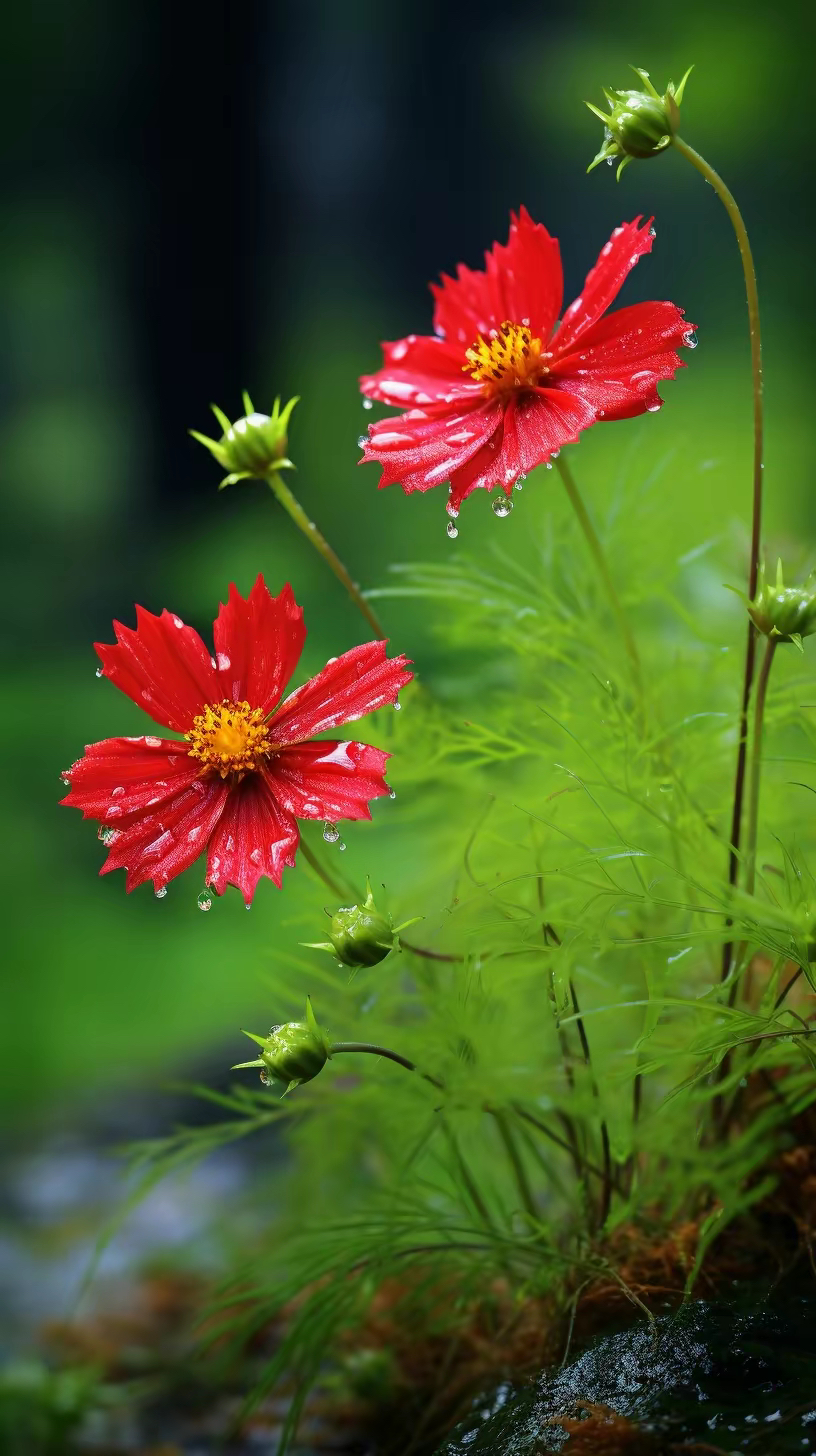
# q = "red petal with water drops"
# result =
<box><xmin>360</xmin><ymin>334</ymin><xmax>479</xmax><ymax>409</ymax></box>
<box><xmin>553</xmin><ymin>217</ymin><xmax>655</xmax><ymax>356</ymax></box>
<box><xmin>447</xmin><ymin>390</ymin><xmax>595</xmax><ymax>509</ymax></box>
<box><xmin>553</xmin><ymin>300</ymin><xmax>693</xmax><ymax>421</ymax></box>
<box><xmin>486</xmin><ymin>207</ymin><xmax>564</xmax><ymax>342</ymax></box>
<box><xmin>95</xmin><ymin>607</ymin><xmax>220</xmax><ymax>734</ymax></box>
<box><xmin>205</xmin><ymin>778</ymin><xmax>299</xmax><ymax>904</ymax></box>
<box><xmin>60</xmin><ymin>735</ymin><xmax>199</xmax><ymax>827</ymax></box>
<box><xmin>362</xmin><ymin>400</ymin><xmax>503</xmax><ymax>494</ymax></box>
<box><xmin>99</xmin><ymin>777</ymin><xmax>229</xmax><ymax>894</ymax></box>
<box><xmin>270</xmin><ymin>641</ymin><xmax>412</xmax><ymax>745</ymax></box>
<box><xmin>266</xmin><ymin>740</ymin><xmax>391</xmax><ymax>821</ymax></box>
<box><xmin>212</xmin><ymin>577</ymin><xmax>306</xmax><ymax>712</ymax></box>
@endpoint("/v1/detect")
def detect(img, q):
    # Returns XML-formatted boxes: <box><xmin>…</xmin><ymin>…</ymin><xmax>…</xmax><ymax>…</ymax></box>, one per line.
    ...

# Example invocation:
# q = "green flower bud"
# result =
<box><xmin>586</xmin><ymin>66</ymin><xmax>692</xmax><ymax>180</ymax></box>
<box><xmin>232</xmin><ymin>997</ymin><xmax>331</xmax><ymax>1094</ymax></box>
<box><xmin>746</xmin><ymin>560</ymin><xmax>816</xmax><ymax>650</ymax></box>
<box><xmin>190</xmin><ymin>391</ymin><xmax>297</xmax><ymax>488</ymax></box>
<box><xmin>304</xmin><ymin>880</ymin><xmax>422</xmax><ymax>970</ymax></box>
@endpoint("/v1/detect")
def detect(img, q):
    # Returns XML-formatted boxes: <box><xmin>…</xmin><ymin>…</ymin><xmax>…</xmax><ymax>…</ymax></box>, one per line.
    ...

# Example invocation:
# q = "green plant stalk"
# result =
<box><xmin>671</xmin><ymin>138</ymin><xmax>765</xmax><ymax>981</ymax></box>
<box><xmin>264</xmin><ymin>471</ymin><xmax>387</xmax><ymax>640</ymax></box>
<box><xmin>743</xmin><ymin>636</ymin><xmax>777</xmax><ymax>902</ymax></box>
<box><xmin>555</xmin><ymin>454</ymin><xmax>641</xmax><ymax>689</ymax></box>
<box><xmin>492</xmin><ymin>1110</ymin><xmax>540</xmax><ymax>1226</ymax></box>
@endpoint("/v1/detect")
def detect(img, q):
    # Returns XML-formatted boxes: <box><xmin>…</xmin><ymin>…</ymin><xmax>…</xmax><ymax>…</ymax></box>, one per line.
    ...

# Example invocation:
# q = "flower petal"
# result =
<box><xmin>361</xmin><ymin>400</ymin><xmax>503</xmax><ymax>494</ymax></box>
<box><xmin>360</xmin><ymin>334</ymin><xmax>480</xmax><ymax>409</ymax></box>
<box><xmin>266</xmin><ymin>740</ymin><xmax>391</xmax><ymax>821</ymax></box>
<box><xmin>212</xmin><ymin>576</ymin><xmax>306</xmax><ymax>712</ymax></box>
<box><xmin>99</xmin><ymin>777</ymin><xmax>230</xmax><ymax>894</ymax></box>
<box><xmin>205</xmin><ymin>777</ymin><xmax>299</xmax><ymax>904</ymax></box>
<box><xmin>553</xmin><ymin>217</ymin><xmax>655</xmax><ymax>356</ymax></box>
<box><xmin>270</xmin><ymin>642</ymin><xmax>412</xmax><ymax>746</ymax></box>
<box><xmin>553</xmin><ymin>301</ymin><xmax>693</xmax><ymax>422</ymax></box>
<box><xmin>448</xmin><ymin>390</ymin><xmax>596</xmax><ymax>509</ymax></box>
<box><xmin>61</xmin><ymin>735</ymin><xmax>199</xmax><ymax>826</ymax></box>
<box><xmin>431</xmin><ymin>208</ymin><xmax>563</xmax><ymax>345</ymax></box>
<box><xmin>95</xmin><ymin>607</ymin><xmax>220</xmax><ymax>733</ymax></box>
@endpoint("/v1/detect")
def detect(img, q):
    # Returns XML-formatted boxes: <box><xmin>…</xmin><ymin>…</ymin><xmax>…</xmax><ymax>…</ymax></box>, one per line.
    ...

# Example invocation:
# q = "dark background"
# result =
<box><xmin>3</xmin><ymin>0</ymin><xmax>816</xmax><ymax>1125</ymax></box>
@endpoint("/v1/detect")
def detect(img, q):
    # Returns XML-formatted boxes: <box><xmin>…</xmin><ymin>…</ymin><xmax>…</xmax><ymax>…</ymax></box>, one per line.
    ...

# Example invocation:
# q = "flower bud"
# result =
<box><xmin>586</xmin><ymin>66</ymin><xmax>692</xmax><ymax>180</ymax></box>
<box><xmin>232</xmin><ymin>997</ymin><xmax>331</xmax><ymax>1094</ymax></box>
<box><xmin>746</xmin><ymin>560</ymin><xmax>816</xmax><ymax>649</ymax></box>
<box><xmin>190</xmin><ymin>391</ymin><xmax>297</xmax><ymax>488</ymax></box>
<box><xmin>304</xmin><ymin>881</ymin><xmax>422</xmax><ymax>969</ymax></box>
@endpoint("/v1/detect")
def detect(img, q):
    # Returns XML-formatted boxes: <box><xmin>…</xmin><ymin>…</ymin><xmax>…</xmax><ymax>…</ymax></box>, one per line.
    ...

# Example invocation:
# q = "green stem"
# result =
<box><xmin>265</xmin><ymin>472</ymin><xmax>387</xmax><ymax>640</ymax></box>
<box><xmin>492</xmin><ymin>1109</ymin><xmax>540</xmax><ymax>1226</ymax></box>
<box><xmin>555</xmin><ymin>454</ymin><xmax>641</xmax><ymax>688</ymax></box>
<box><xmin>298</xmin><ymin>838</ymin><xmax>353</xmax><ymax>901</ymax></box>
<box><xmin>743</xmin><ymin>636</ymin><xmax>777</xmax><ymax>901</ymax></box>
<box><xmin>671</xmin><ymin>137</ymin><xmax>765</xmax><ymax>979</ymax></box>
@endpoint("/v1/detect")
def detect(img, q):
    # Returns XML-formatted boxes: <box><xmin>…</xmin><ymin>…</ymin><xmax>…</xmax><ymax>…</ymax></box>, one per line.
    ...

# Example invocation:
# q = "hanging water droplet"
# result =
<box><xmin>492</xmin><ymin>495</ymin><xmax>513</xmax><ymax>518</ymax></box>
<box><xmin>446</xmin><ymin>520</ymin><xmax>459</xmax><ymax>538</ymax></box>
<box><xmin>197</xmin><ymin>888</ymin><xmax>213</xmax><ymax>912</ymax></box>
<box><xmin>337</xmin><ymin>840</ymin><xmax>347</xmax><ymax>852</ymax></box>
<box><xmin>446</xmin><ymin>500</ymin><xmax>459</xmax><ymax>518</ymax></box>
<box><xmin>649</xmin><ymin>225</ymin><xmax>656</xmax><ymax>238</ymax></box>
<box><xmin>357</xmin><ymin>435</ymin><xmax>368</xmax><ymax>450</ymax></box>
<box><xmin>259</xmin><ymin>1069</ymin><xmax>271</xmax><ymax>1086</ymax></box>
<box><xmin>545</xmin><ymin>461</ymin><xmax>553</xmax><ymax>470</ymax></box>
<box><xmin>389</xmin><ymin>788</ymin><xmax>396</xmax><ymax>800</ymax></box>
<box><xmin>394</xmin><ymin>699</ymin><xmax>402</xmax><ymax>711</ymax></box>
<box><xmin>362</xmin><ymin>397</ymin><xmax>373</xmax><ymax>410</ymax></box>
<box><xmin>97</xmin><ymin>826</ymin><xmax>116</xmax><ymax>845</ymax></box>
<box><xmin>550</xmin><ymin>450</ymin><xmax>560</xmax><ymax>460</ymax></box>
<box><xmin>155</xmin><ymin>886</ymin><xmax>168</xmax><ymax>900</ymax></box>
<box><xmin>95</xmin><ymin>667</ymin><xmax>104</xmax><ymax>678</ymax></box>
<box><xmin>60</xmin><ymin>776</ymin><xmax>70</xmax><ymax>786</ymax></box>
<box><xmin>513</xmin><ymin>482</ymin><xmax>523</xmax><ymax>492</ymax></box>
<box><xmin>646</xmin><ymin>401</ymin><xmax>661</xmax><ymax>413</ymax></box>
<box><xmin>683</xmin><ymin>330</ymin><xmax>698</xmax><ymax>349</ymax></box>
<box><xmin>323</xmin><ymin>821</ymin><xmax>340</xmax><ymax>843</ymax></box>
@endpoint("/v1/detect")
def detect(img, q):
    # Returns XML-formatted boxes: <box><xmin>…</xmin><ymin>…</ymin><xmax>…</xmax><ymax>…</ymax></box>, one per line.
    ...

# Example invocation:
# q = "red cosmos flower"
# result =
<box><xmin>359</xmin><ymin>210</ymin><xmax>695</xmax><ymax>514</ymax></box>
<box><xmin>61</xmin><ymin>577</ymin><xmax>412</xmax><ymax>905</ymax></box>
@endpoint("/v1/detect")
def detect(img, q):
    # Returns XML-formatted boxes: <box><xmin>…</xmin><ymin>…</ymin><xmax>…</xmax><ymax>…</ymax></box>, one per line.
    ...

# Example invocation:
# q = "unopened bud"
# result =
<box><xmin>191</xmin><ymin>391</ymin><xmax>297</xmax><ymax>487</ymax></box>
<box><xmin>304</xmin><ymin>881</ymin><xmax>421</xmax><ymax>969</ymax></box>
<box><xmin>587</xmin><ymin>66</ymin><xmax>692</xmax><ymax>180</ymax></box>
<box><xmin>232</xmin><ymin>997</ymin><xmax>330</xmax><ymax>1094</ymax></box>
<box><xmin>745</xmin><ymin>560</ymin><xmax>816</xmax><ymax>650</ymax></box>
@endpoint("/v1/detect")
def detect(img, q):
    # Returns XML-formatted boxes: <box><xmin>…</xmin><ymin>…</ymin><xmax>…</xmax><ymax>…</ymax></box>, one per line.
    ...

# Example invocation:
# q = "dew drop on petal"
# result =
<box><xmin>362</xmin><ymin>398</ymin><xmax>373</xmax><ymax>410</ymax></box>
<box><xmin>60</xmin><ymin>776</ymin><xmax>70</xmax><ymax>786</ymax></box>
<box><xmin>337</xmin><ymin>840</ymin><xmax>347</xmax><ymax>852</ymax></box>
<box><xmin>647</xmin><ymin>401</ymin><xmax>661</xmax><ymax>413</ymax></box>
<box><xmin>492</xmin><ymin>495</ymin><xmax>513</xmax><ymax>518</ymax></box>
<box><xmin>197</xmin><ymin>889</ymin><xmax>213</xmax><ymax>912</ymax></box>
<box><xmin>357</xmin><ymin>435</ymin><xmax>368</xmax><ymax>450</ymax></box>
<box><xmin>97</xmin><ymin>826</ymin><xmax>115</xmax><ymax>844</ymax></box>
<box><xmin>389</xmin><ymin>788</ymin><xmax>396</xmax><ymax>800</ymax></box>
<box><xmin>649</xmin><ymin>225</ymin><xmax>656</xmax><ymax>238</ymax></box>
<box><xmin>394</xmin><ymin>699</ymin><xmax>402</xmax><ymax>711</ymax></box>
<box><xmin>446</xmin><ymin>520</ymin><xmax>459</xmax><ymax>539</ymax></box>
<box><xmin>683</xmin><ymin>330</ymin><xmax>698</xmax><ymax>348</ymax></box>
<box><xmin>95</xmin><ymin>667</ymin><xmax>104</xmax><ymax>678</ymax></box>
<box><xmin>323</xmin><ymin>821</ymin><xmax>340</xmax><ymax>843</ymax></box>
<box><xmin>155</xmin><ymin>886</ymin><xmax>168</xmax><ymax>900</ymax></box>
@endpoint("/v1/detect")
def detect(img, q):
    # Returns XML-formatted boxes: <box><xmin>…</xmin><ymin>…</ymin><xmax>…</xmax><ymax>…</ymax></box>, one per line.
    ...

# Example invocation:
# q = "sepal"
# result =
<box><xmin>233</xmin><ymin>997</ymin><xmax>331</xmax><ymax>1094</ymax></box>
<box><xmin>739</xmin><ymin>560</ymin><xmax>816</xmax><ymax>645</ymax></box>
<box><xmin>191</xmin><ymin>393</ymin><xmax>299</xmax><ymax>486</ymax></box>
<box><xmin>586</xmin><ymin>65</ymin><xmax>692</xmax><ymax>178</ymax></box>
<box><xmin>303</xmin><ymin>880</ymin><xmax>422</xmax><ymax>969</ymax></box>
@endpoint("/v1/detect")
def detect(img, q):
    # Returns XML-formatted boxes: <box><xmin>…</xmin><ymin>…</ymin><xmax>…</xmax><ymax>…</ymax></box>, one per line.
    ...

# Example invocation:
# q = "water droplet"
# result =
<box><xmin>659</xmin><ymin>782</ymin><xmax>674</xmax><ymax>794</ymax></box>
<box><xmin>338</xmin><ymin>840</ymin><xmax>347</xmax><ymax>852</ymax></box>
<box><xmin>446</xmin><ymin>500</ymin><xmax>459</xmax><ymax>518</ymax></box>
<box><xmin>551</xmin><ymin>450</ymin><xmax>560</xmax><ymax>460</ymax></box>
<box><xmin>155</xmin><ymin>886</ymin><xmax>168</xmax><ymax>900</ymax></box>
<box><xmin>97</xmin><ymin>826</ymin><xmax>116</xmax><ymax>844</ymax></box>
<box><xmin>245</xmin><ymin>904</ymin><xmax>252</xmax><ymax>911</ymax></box>
<box><xmin>111</xmin><ymin>785</ymin><xmax>125</xmax><ymax>798</ymax></box>
<box><xmin>545</xmin><ymin>462</ymin><xmax>553</xmax><ymax>470</ymax></box>
<box><xmin>646</xmin><ymin>401</ymin><xmax>661</xmax><ymax>413</ymax></box>
<box><xmin>362</xmin><ymin>397</ymin><xmax>373</xmax><ymax>410</ymax></box>
<box><xmin>389</xmin><ymin>788</ymin><xmax>396</xmax><ymax>800</ymax></box>
<box><xmin>60</xmin><ymin>775</ymin><xmax>70</xmax><ymax>786</ymax></box>
<box><xmin>323</xmin><ymin>821</ymin><xmax>340</xmax><ymax>843</ymax></box>
<box><xmin>492</xmin><ymin>496</ymin><xmax>513</xmax><ymax>518</ymax></box>
<box><xmin>648</xmin><ymin>225</ymin><xmax>656</xmax><ymax>238</ymax></box>
<box><xmin>606</xmin><ymin>157</ymin><xmax>614</xmax><ymax>167</ymax></box>
<box><xmin>394</xmin><ymin>699</ymin><xmax>402</xmax><ymax>711</ymax></box>
<box><xmin>683</xmin><ymin>330</ymin><xmax>698</xmax><ymax>349</ymax></box>
<box><xmin>446</xmin><ymin>520</ymin><xmax>459</xmax><ymax>538</ymax></box>
<box><xmin>598</xmin><ymin>410</ymin><xmax>605</xmax><ymax>418</ymax></box>
<box><xmin>95</xmin><ymin>666</ymin><xmax>104</xmax><ymax>678</ymax></box>
<box><xmin>513</xmin><ymin>482</ymin><xmax>523</xmax><ymax>492</ymax></box>
<box><xmin>357</xmin><ymin>435</ymin><xmax>368</xmax><ymax>450</ymax></box>
<box><xmin>197</xmin><ymin>889</ymin><xmax>213</xmax><ymax>912</ymax></box>
<box><xmin>259</xmin><ymin>1069</ymin><xmax>271</xmax><ymax>1086</ymax></box>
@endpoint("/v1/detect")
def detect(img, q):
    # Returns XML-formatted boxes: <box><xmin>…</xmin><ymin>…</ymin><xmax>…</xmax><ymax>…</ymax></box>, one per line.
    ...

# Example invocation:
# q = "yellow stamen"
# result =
<box><xmin>463</xmin><ymin>320</ymin><xmax>550</xmax><ymax>389</ymax></box>
<box><xmin>186</xmin><ymin>699</ymin><xmax>272</xmax><ymax>779</ymax></box>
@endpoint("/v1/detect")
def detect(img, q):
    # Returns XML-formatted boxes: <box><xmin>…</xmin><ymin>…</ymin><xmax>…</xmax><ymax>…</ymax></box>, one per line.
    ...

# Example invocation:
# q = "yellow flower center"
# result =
<box><xmin>463</xmin><ymin>320</ymin><xmax>550</xmax><ymax>389</ymax></box>
<box><xmin>186</xmin><ymin>699</ymin><xmax>272</xmax><ymax>778</ymax></box>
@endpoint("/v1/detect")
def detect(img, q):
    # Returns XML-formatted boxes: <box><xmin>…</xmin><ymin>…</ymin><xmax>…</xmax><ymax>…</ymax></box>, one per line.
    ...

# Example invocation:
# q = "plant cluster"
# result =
<box><xmin>60</xmin><ymin>64</ymin><xmax>816</xmax><ymax>1452</ymax></box>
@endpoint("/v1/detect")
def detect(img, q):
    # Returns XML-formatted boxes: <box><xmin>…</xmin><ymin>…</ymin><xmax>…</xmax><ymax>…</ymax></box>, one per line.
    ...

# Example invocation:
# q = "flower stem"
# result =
<box><xmin>492</xmin><ymin>1109</ymin><xmax>540</xmax><ymax>1226</ymax></box>
<box><xmin>743</xmin><ymin>636</ymin><xmax>777</xmax><ymax>902</ymax></box>
<box><xmin>555</xmin><ymin>454</ymin><xmax>641</xmax><ymax>689</ymax></box>
<box><xmin>265</xmin><ymin>472</ymin><xmax>387</xmax><ymax>640</ymax></box>
<box><xmin>671</xmin><ymin>137</ymin><xmax>765</xmax><ymax>979</ymax></box>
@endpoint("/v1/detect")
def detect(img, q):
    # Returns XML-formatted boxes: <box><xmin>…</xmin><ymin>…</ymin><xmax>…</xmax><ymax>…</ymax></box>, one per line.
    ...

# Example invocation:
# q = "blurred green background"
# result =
<box><xmin>3</xmin><ymin>0</ymin><xmax>815</xmax><ymax>1129</ymax></box>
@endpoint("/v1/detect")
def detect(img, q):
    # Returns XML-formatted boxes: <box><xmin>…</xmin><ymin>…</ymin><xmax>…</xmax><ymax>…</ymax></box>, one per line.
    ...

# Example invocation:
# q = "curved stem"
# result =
<box><xmin>298</xmin><ymin>837</ymin><xmax>352</xmax><ymax>901</ymax></box>
<box><xmin>555</xmin><ymin>454</ymin><xmax>641</xmax><ymax>689</ymax></box>
<box><xmin>672</xmin><ymin>137</ymin><xmax>765</xmax><ymax>977</ymax></box>
<box><xmin>492</xmin><ymin>1109</ymin><xmax>540</xmax><ymax>1225</ymax></box>
<box><xmin>743</xmin><ymin>636</ymin><xmax>777</xmax><ymax>902</ymax></box>
<box><xmin>265</xmin><ymin>472</ymin><xmax>387</xmax><ymax>640</ymax></box>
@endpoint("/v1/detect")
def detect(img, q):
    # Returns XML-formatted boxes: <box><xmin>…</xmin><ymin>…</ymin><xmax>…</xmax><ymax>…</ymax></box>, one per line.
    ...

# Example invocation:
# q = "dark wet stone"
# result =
<box><xmin>435</xmin><ymin>1295</ymin><xmax>816</xmax><ymax>1453</ymax></box>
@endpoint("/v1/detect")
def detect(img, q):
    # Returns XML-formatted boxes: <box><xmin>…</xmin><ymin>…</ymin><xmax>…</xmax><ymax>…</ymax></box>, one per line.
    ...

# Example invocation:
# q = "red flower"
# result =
<box><xmin>359</xmin><ymin>210</ymin><xmax>695</xmax><ymax>513</ymax></box>
<box><xmin>61</xmin><ymin>577</ymin><xmax>412</xmax><ymax>905</ymax></box>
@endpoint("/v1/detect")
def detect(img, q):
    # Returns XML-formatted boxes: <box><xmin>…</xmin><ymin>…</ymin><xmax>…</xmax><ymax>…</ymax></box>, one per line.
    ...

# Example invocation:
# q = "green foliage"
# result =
<box><xmin>0</xmin><ymin>1361</ymin><xmax>108</xmax><ymax>1456</ymax></box>
<box><xmin>105</xmin><ymin>451</ymin><xmax>816</xmax><ymax>1448</ymax></box>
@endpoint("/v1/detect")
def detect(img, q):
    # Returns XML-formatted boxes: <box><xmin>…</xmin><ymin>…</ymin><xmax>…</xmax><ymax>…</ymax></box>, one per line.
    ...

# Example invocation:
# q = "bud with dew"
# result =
<box><xmin>303</xmin><ymin>880</ymin><xmax>422</xmax><ymax>970</ymax></box>
<box><xmin>742</xmin><ymin>560</ymin><xmax>816</xmax><ymax>651</ymax></box>
<box><xmin>190</xmin><ymin>391</ymin><xmax>297</xmax><ymax>487</ymax></box>
<box><xmin>586</xmin><ymin>66</ymin><xmax>693</xmax><ymax>180</ymax></box>
<box><xmin>233</xmin><ymin>997</ymin><xmax>331</xmax><ymax>1094</ymax></box>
